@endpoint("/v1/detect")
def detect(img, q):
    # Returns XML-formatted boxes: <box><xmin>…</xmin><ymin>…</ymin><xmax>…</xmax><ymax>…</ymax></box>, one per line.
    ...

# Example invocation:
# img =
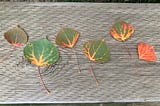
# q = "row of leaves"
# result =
<box><xmin>2</xmin><ymin>18</ymin><xmax>156</xmax><ymax>94</ymax></box>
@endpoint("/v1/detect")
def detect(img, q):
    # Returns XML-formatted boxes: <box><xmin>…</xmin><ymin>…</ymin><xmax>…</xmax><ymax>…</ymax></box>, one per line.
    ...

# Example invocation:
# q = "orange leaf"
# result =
<box><xmin>110</xmin><ymin>18</ymin><xmax>134</xmax><ymax>41</ymax></box>
<box><xmin>138</xmin><ymin>42</ymin><xmax>156</xmax><ymax>62</ymax></box>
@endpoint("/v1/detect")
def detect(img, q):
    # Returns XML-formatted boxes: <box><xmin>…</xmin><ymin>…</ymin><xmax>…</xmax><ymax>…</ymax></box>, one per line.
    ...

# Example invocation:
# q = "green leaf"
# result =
<box><xmin>4</xmin><ymin>25</ymin><xmax>28</xmax><ymax>46</ymax></box>
<box><xmin>23</xmin><ymin>38</ymin><xmax>59</xmax><ymax>67</ymax></box>
<box><xmin>55</xmin><ymin>28</ymin><xmax>80</xmax><ymax>48</ymax></box>
<box><xmin>83</xmin><ymin>39</ymin><xmax>110</xmax><ymax>63</ymax></box>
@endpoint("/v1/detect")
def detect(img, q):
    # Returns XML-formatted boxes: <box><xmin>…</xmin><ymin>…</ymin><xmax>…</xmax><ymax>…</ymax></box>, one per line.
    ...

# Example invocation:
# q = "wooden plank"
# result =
<box><xmin>0</xmin><ymin>3</ymin><xmax>160</xmax><ymax>103</ymax></box>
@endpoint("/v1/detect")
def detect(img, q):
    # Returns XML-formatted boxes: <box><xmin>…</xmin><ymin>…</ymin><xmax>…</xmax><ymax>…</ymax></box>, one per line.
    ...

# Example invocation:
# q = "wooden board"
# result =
<box><xmin>0</xmin><ymin>2</ymin><xmax>160</xmax><ymax>103</ymax></box>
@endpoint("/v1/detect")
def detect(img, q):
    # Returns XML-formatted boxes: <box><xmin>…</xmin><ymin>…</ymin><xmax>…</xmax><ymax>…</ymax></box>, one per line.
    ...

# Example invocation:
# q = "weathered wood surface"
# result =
<box><xmin>0</xmin><ymin>3</ymin><xmax>160</xmax><ymax>103</ymax></box>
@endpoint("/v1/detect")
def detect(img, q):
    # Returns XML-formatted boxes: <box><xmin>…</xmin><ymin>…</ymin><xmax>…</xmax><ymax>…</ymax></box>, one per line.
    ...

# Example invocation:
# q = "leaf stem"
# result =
<box><xmin>122</xmin><ymin>42</ymin><xmax>139</xmax><ymax>76</ymax></box>
<box><xmin>0</xmin><ymin>46</ymin><xmax>16</xmax><ymax>63</ymax></box>
<box><xmin>38</xmin><ymin>66</ymin><xmax>51</xmax><ymax>94</ymax></box>
<box><xmin>72</xmin><ymin>48</ymin><xmax>81</xmax><ymax>73</ymax></box>
<box><xmin>122</xmin><ymin>42</ymin><xmax>131</xmax><ymax>57</ymax></box>
<box><xmin>135</xmin><ymin>60</ymin><xmax>139</xmax><ymax>76</ymax></box>
<box><xmin>89</xmin><ymin>62</ymin><xmax>99</xmax><ymax>86</ymax></box>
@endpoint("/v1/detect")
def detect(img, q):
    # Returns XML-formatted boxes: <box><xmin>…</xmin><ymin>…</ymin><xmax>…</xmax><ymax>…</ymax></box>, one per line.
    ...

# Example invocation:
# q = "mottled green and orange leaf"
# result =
<box><xmin>24</xmin><ymin>39</ymin><xmax>59</xmax><ymax>67</ymax></box>
<box><xmin>55</xmin><ymin>27</ymin><xmax>81</xmax><ymax>73</ymax></box>
<box><xmin>55</xmin><ymin>28</ymin><xmax>80</xmax><ymax>48</ymax></box>
<box><xmin>83</xmin><ymin>39</ymin><xmax>110</xmax><ymax>63</ymax></box>
<box><xmin>4</xmin><ymin>25</ymin><xmax>28</xmax><ymax>46</ymax></box>
<box><xmin>110</xmin><ymin>18</ymin><xmax>134</xmax><ymax>41</ymax></box>
<box><xmin>24</xmin><ymin>39</ymin><xmax>59</xmax><ymax>94</ymax></box>
<box><xmin>29</xmin><ymin>51</ymin><xmax>48</xmax><ymax>66</ymax></box>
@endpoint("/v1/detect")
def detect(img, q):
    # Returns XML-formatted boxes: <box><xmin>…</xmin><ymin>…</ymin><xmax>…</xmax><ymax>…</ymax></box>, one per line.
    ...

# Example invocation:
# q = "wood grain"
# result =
<box><xmin>0</xmin><ymin>3</ymin><xmax>160</xmax><ymax>103</ymax></box>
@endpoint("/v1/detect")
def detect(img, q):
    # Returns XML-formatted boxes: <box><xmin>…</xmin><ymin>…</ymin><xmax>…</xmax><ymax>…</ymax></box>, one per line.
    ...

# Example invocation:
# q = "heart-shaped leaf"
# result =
<box><xmin>55</xmin><ymin>27</ymin><xmax>81</xmax><ymax>73</ymax></box>
<box><xmin>83</xmin><ymin>39</ymin><xmax>110</xmax><ymax>86</ymax></box>
<box><xmin>24</xmin><ymin>39</ymin><xmax>60</xmax><ymax>94</ymax></box>
<box><xmin>110</xmin><ymin>18</ymin><xmax>134</xmax><ymax>42</ymax></box>
<box><xmin>4</xmin><ymin>25</ymin><xmax>28</xmax><ymax>47</ymax></box>
<box><xmin>138</xmin><ymin>42</ymin><xmax>156</xmax><ymax>62</ymax></box>
<box><xmin>0</xmin><ymin>25</ymin><xmax>28</xmax><ymax>63</ymax></box>
<box><xmin>83</xmin><ymin>39</ymin><xmax>110</xmax><ymax>63</ymax></box>
<box><xmin>55</xmin><ymin>28</ymin><xmax>80</xmax><ymax>48</ymax></box>
<box><xmin>24</xmin><ymin>38</ymin><xmax>59</xmax><ymax>67</ymax></box>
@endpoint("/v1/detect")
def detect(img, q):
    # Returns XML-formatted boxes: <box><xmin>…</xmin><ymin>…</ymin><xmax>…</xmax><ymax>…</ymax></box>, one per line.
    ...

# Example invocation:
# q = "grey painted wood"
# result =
<box><xmin>0</xmin><ymin>3</ymin><xmax>160</xmax><ymax>103</ymax></box>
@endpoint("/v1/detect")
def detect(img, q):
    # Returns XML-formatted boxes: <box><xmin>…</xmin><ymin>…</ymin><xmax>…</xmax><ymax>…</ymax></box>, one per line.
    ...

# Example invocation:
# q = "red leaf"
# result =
<box><xmin>138</xmin><ymin>42</ymin><xmax>156</xmax><ymax>62</ymax></box>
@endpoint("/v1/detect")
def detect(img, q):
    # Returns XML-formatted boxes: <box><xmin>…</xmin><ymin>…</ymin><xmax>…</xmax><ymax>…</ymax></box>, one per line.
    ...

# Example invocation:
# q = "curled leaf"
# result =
<box><xmin>138</xmin><ymin>42</ymin><xmax>156</xmax><ymax>62</ymax></box>
<box><xmin>110</xmin><ymin>18</ymin><xmax>134</xmax><ymax>41</ymax></box>
<box><xmin>24</xmin><ymin>38</ymin><xmax>59</xmax><ymax>67</ymax></box>
<box><xmin>83</xmin><ymin>39</ymin><xmax>110</xmax><ymax>63</ymax></box>
<box><xmin>4</xmin><ymin>25</ymin><xmax>28</xmax><ymax>46</ymax></box>
<box><xmin>55</xmin><ymin>28</ymin><xmax>80</xmax><ymax>48</ymax></box>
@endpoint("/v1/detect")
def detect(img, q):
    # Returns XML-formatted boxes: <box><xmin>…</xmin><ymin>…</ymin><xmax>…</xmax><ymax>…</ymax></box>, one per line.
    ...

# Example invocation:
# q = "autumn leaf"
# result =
<box><xmin>55</xmin><ymin>27</ymin><xmax>80</xmax><ymax>73</ymax></box>
<box><xmin>83</xmin><ymin>39</ymin><xmax>110</xmax><ymax>85</ymax></box>
<box><xmin>24</xmin><ymin>38</ymin><xmax>59</xmax><ymax>94</ymax></box>
<box><xmin>4</xmin><ymin>25</ymin><xmax>28</xmax><ymax>47</ymax></box>
<box><xmin>110</xmin><ymin>18</ymin><xmax>134</xmax><ymax>42</ymax></box>
<box><xmin>110</xmin><ymin>18</ymin><xmax>135</xmax><ymax>57</ymax></box>
<box><xmin>138</xmin><ymin>42</ymin><xmax>156</xmax><ymax>62</ymax></box>
<box><xmin>0</xmin><ymin>25</ymin><xmax>28</xmax><ymax>63</ymax></box>
<box><xmin>55</xmin><ymin>28</ymin><xmax>79</xmax><ymax>48</ymax></box>
<box><xmin>83</xmin><ymin>39</ymin><xmax>110</xmax><ymax>63</ymax></box>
